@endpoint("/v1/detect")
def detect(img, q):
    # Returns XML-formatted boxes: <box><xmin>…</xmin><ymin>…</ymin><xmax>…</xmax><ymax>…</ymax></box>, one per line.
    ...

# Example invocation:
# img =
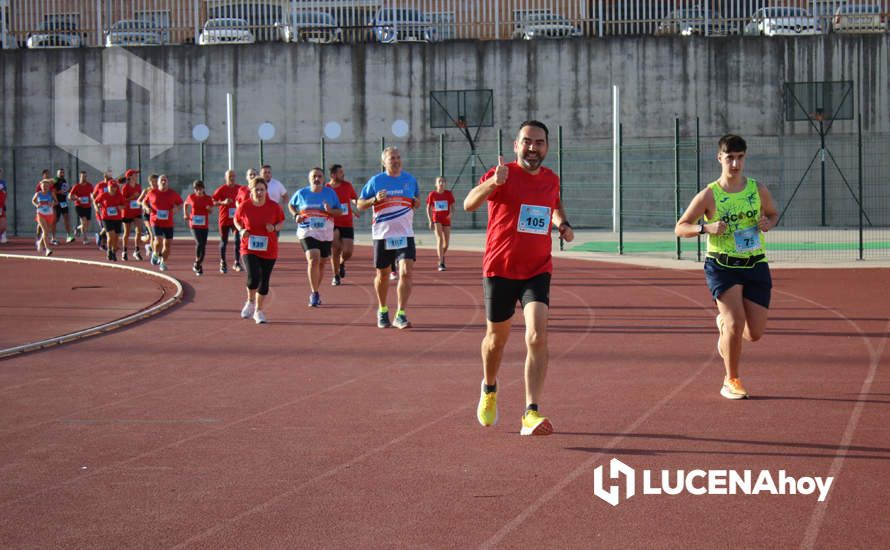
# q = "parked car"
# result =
<box><xmin>372</xmin><ymin>8</ymin><xmax>437</xmax><ymax>43</ymax></box>
<box><xmin>105</xmin><ymin>20</ymin><xmax>165</xmax><ymax>47</ymax></box>
<box><xmin>512</xmin><ymin>11</ymin><xmax>582</xmax><ymax>39</ymax></box>
<box><xmin>198</xmin><ymin>18</ymin><xmax>256</xmax><ymax>45</ymax></box>
<box><xmin>26</xmin><ymin>20</ymin><xmax>82</xmax><ymax>49</ymax></box>
<box><xmin>280</xmin><ymin>11</ymin><xmax>342</xmax><ymax>43</ymax></box>
<box><xmin>832</xmin><ymin>4</ymin><xmax>886</xmax><ymax>33</ymax></box>
<box><xmin>655</xmin><ymin>8</ymin><xmax>733</xmax><ymax>36</ymax></box>
<box><xmin>744</xmin><ymin>7</ymin><xmax>820</xmax><ymax>36</ymax></box>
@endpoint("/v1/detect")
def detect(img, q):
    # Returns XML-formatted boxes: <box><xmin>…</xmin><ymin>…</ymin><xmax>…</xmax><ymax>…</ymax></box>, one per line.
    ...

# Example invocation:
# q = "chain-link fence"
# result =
<box><xmin>3</xmin><ymin>122</ymin><xmax>889</xmax><ymax>261</ymax></box>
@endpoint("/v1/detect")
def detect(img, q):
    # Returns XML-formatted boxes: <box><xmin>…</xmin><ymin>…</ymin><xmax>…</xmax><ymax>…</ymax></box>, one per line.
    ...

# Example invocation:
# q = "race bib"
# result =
<box><xmin>385</xmin><ymin>236</ymin><xmax>407</xmax><ymax>250</ymax></box>
<box><xmin>434</xmin><ymin>200</ymin><xmax>448</xmax><ymax>211</ymax></box>
<box><xmin>78</xmin><ymin>197</ymin><xmax>89</xmax><ymax>205</ymax></box>
<box><xmin>106</xmin><ymin>206</ymin><xmax>119</xmax><ymax>217</ymax></box>
<box><xmin>37</xmin><ymin>205</ymin><xmax>52</xmax><ymax>216</ymax></box>
<box><xmin>228</xmin><ymin>207</ymin><xmax>236</xmax><ymax>218</ymax></box>
<box><xmin>309</xmin><ymin>217</ymin><xmax>326</xmax><ymax>229</ymax></box>
<box><xmin>130</xmin><ymin>200</ymin><xmax>140</xmax><ymax>209</ymax></box>
<box><xmin>156</xmin><ymin>210</ymin><xmax>169</xmax><ymax>221</ymax></box>
<box><xmin>248</xmin><ymin>234</ymin><xmax>269</xmax><ymax>251</ymax></box>
<box><xmin>192</xmin><ymin>215</ymin><xmax>206</xmax><ymax>226</ymax></box>
<box><xmin>59</xmin><ymin>201</ymin><xmax>68</xmax><ymax>208</ymax></box>
<box><xmin>517</xmin><ymin>204</ymin><xmax>551</xmax><ymax>235</ymax></box>
<box><xmin>733</xmin><ymin>226</ymin><xmax>761</xmax><ymax>253</ymax></box>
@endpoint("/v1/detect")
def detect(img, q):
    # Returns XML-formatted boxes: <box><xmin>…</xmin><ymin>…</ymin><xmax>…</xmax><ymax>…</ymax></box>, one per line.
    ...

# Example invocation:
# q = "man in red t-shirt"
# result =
<box><xmin>120</xmin><ymin>169</ymin><xmax>144</xmax><ymax>261</ymax></box>
<box><xmin>68</xmin><ymin>171</ymin><xmax>94</xmax><ymax>244</ymax></box>
<box><xmin>91</xmin><ymin>170</ymin><xmax>119</xmax><ymax>251</ymax></box>
<box><xmin>212</xmin><ymin>169</ymin><xmax>244</xmax><ymax>274</ymax></box>
<box><xmin>425</xmin><ymin>176</ymin><xmax>456</xmax><ymax>271</ymax></box>
<box><xmin>144</xmin><ymin>174</ymin><xmax>183</xmax><ymax>272</ymax></box>
<box><xmin>326</xmin><ymin>163</ymin><xmax>359</xmax><ymax>285</ymax></box>
<box><xmin>463</xmin><ymin>120</ymin><xmax>574</xmax><ymax>437</ymax></box>
<box><xmin>94</xmin><ymin>182</ymin><xmax>126</xmax><ymax>261</ymax></box>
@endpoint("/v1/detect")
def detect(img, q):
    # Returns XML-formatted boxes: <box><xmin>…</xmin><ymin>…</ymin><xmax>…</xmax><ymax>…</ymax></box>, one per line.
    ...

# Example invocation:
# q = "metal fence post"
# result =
<box><xmin>11</xmin><ymin>148</ymin><xmax>17</xmax><ymax>236</ymax></box>
<box><xmin>674</xmin><ymin>117</ymin><xmax>681</xmax><ymax>260</ymax></box>
<box><xmin>320</xmin><ymin>137</ymin><xmax>325</xmax><ymax>170</ymax></box>
<box><xmin>200</xmin><ymin>142</ymin><xmax>205</xmax><ymax>183</ymax></box>
<box><xmin>695</xmin><ymin>116</ymin><xmax>702</xmax><ymax>262</ymax></box>
<box><xmin>858</xmin><ymin>114</ymin><xmax>863</xmax><ymax>261</ymax></box>
<box><xmin>618</xmin><ymin>123</ymin><xmax>623</xmax><ymax>255</ymax></box>
<box><xmin>439</xmin><ymin>134</ymin><xmax>444</xmax><ymax>178</ymax></box>
<box><xmin>558</xmin><ymin>125</ymin><xmax>564</xmax><ymax>251</ymax></box>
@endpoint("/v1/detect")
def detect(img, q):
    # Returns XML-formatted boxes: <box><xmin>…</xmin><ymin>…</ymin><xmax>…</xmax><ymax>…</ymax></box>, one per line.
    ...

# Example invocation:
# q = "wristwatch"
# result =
<box><xmin>698</xmin><ymin>224</ymin><xmax>706</xmax><ymax>234</ymax></box>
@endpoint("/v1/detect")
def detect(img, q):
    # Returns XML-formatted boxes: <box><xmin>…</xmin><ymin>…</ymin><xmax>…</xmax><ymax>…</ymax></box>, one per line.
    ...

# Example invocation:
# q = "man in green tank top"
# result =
<box><xmin>674</xmin><ymin>134</ymin><xmax>779</xmax><ymax>400</ymax></box>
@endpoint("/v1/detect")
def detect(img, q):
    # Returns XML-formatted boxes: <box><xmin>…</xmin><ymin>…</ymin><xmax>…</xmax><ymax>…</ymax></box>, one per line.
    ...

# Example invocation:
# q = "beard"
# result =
<box><xmin>518</xmin><ymin>153</ymin><xmax>543</xmax><ymax>171</ymax></box>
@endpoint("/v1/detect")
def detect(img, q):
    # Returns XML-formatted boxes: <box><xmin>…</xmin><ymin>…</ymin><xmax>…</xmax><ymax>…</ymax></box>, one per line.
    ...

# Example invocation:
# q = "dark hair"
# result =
<box><xmin>518</xmin><ymin>120</ymin><xmax>549</xmax><ymax>142</ymax></box>
<box><xmin>193</xmin><ymin>180</ymin><xmax>204</xmax><ymax>189</ymax></box>
<box><xmin>262</xmin><ymin>164</ymin><xmax>271</xmax><ymax>170</ymax></box>
<box><xmin>329</xmin><ymin>164</ymin><xmax>342</xmax><ymax>176</ymax></box>
<box><xmin>718</xmin><ymin>134</ymin><xmax>747</xmax><ymax>153</ymax></box>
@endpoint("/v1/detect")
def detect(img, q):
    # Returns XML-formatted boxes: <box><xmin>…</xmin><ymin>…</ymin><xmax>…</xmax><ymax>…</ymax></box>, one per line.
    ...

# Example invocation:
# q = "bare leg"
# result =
<box><xmin>522</xmin><ymin>301</ymin><xmax>550</xmax><ymax>407</ymax></box>
<box><xmin>716</xmin><ymin>286</ymin><xmax>746</xmax><ymax>380</ymax></box>
<box><xmin>374</xmin><ymin>268</ymin><xmax>389</xmax><ymax>309</ymax></box>
<box><xmin>481</xmin><ymin>319</ymin><xmax>512</xmax><ymax>386</ymax></box>
<box><xmin>396</xmin><ymin>259</ymin><xmax>414</xmax><ymax>312</ymax></box>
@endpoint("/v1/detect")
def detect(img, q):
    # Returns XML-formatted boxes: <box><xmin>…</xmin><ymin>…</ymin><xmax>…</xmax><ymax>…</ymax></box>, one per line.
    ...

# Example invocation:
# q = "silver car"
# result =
<box><xmin>198</xmin><ymin>18</ymin><xmax>256</xmax><ymax>45</ymax></box>
<box><xmin>513</xmin><ymin>11</ymin><xmax>583</xmax><ymax>39</ymax></box>
<box><xmin>26</xmin><ymin>20</ymin><xmax>82</xmax><ymax>49</ymax></box>
<box><xmin>832</xmin><ymin>4</ymin><xmax>886</xmax><ymax>33</ymax></box>
<box><xmin>106</xmin><ymin>20</ymin><xmax>165</xmax><ymax>47</ymax></box>
<box><xmin>372</xmin><ymin>8</ymin><xmax>437</xmax><ymax>43</ymax></box>
<box><xmin>745</xmin><ymin>7</ymin><xmax>820</xmax><ymax>36</ymax></box>
<box><xmin>281</xmin><ymin>11</ymin><xmax>342</xmax><ymax>43</ymax></box>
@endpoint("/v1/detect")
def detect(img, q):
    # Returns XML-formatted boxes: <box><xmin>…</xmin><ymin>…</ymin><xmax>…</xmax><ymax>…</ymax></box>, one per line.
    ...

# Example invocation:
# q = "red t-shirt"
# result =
<box><xmin>95</xmin><ymin>191</ymin><xmax>126</xmax><ymax>221</ymax></box>
<box><xmin>481</xmin><ymin>163</ymin><xmax>560</xmax><ymax>280</ymax></box>
<box><xmin>212</xmin><ymin>183</ymin><xmax>242</xmax><ymax>226</ymax></box>
<box><xmin>235</xmin><ymin>200</ymin><xmax>285</xmax><ymax>260</ymax></box>
<box><xmin>235</xmin><ymin>186</ymin><xmax>251</xmax><ymax>207</ymax></box>
<box><xmin>121</xmin><ymin>182</ymin><xmax>143</xmax><ymax>218</ymax></box>
<box><xmin>69</xmin><ymin>182</ymin><xmax>93</xmax><ymax>209</ymax></box>
<box><xmin>0</xmin><ymin>188</ymin><xmax>7</xmax><ymax>216</ymax></box>
<box><xmin>326</xmin><ymin>181</ymin><xmax>358</xmax><ymax>228</ymax></box>
<box><xmin>145</xmin><ymin>189</ymin><xmax>183</xmax><ymax>228</ymax></box>
<box><xmin>426</xmin><ymin>190</ymin><xmax>456</xmax><ymax>224</ymax></box>
<box><xmin>185</xmin><ymin>193</ymin><xmax>215</xmax><ymax>229</ymax></box>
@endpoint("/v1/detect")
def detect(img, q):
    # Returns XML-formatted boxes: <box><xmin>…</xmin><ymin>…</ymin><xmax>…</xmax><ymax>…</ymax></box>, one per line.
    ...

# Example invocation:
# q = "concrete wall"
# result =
<box><xmin>1</xmin><ymin>34</ymin><xmax>888</xmax><ymax>232</ymax></box>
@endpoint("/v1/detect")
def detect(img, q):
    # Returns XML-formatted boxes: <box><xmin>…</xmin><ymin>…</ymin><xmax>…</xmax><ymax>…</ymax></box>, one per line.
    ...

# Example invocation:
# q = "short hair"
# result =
<box><xmin>329</xmin><ymin>164</ymin><xmax>343</xmax><ymax>176</ymax></box>
<box><xmin>193</xmin><ymin>180</ymin><xmax>205</xmax><ymax>189</ymax></box>
<box><xmin>261</xmin><ymin>164</ymin><xmax>272</xmax><ymax>170</ymax></box>
<box><xmin>435</xmin><ymin>176</ymin><xmax>446</xmax><ymax>185</ymax></box>
<box><xmin>249</xmin><ymin>176</ymin><xmax>267</xmax><ymax>189</ymax></box>
<box><xmin>309</xmin><ymin>166</ymin><xmax>324</xmax><ymax>176</ymax></box>
<box><xmin>381</xmin><ymin>146</ymin><xmax>400</xmax><ymax>164</ymax></box>
<box><xmin>518</xmin><ymin>120</ymin><xmax>549</xmax><ymax>142</ymax></box>
<box><xmin>149</xmin><ymin>173</ymin><xmax>159</xmax><ymax>181</ymax></box>
<box><xmin>718</xmin><ymin>134</ymin><xmax>747</xmax><ymax>153</ymax></box>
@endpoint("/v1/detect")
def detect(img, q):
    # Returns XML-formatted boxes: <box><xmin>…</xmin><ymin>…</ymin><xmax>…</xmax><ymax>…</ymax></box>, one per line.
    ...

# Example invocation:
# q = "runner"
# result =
<box><xmin>356</xmin><ymin>146</ymin><xmax>420</xmax><ymax>329</ymax></box>
<box><xmin>288</xmin><ymin>167</ymin><xmax>342</xmax><ymax>307</ymax></box>
<box><xmin>463</xmin><ymin>120</ymin><xmax>574</xmax><ymax>436</ymax></box>
<box><xmin>261</xmin><ymin>164</ymin><xmax>288</xmax><ymax>205</ymax></box>
<box><xmin>235</xmin><ymin>168</ymin><xmax>257</xmax><ymax>207</ymax></box>
<box><xmin>137</xmin><ymin>174</ymin><xmax>159</xmax><ymax>260</ymax></box>
<box><xmin>212</xmin><ymin>169</ymin><xmax>244</xmax><ymax>274</ymax></box>
<box><xmin>234</xmin><ymin>177</ymin><xmax>285</xmax><ymax>324</ymax></box>
<box><xmin>674</xmin><ymin>134</ymin><xmax>778</xmax><ymax>400</ymax></box>
<box><xmin>51</xmin><ymin>168</ymin><xmax>74</xmax><ymax>244</ymax></box>
<box><xmin>143</xmin><ymin>174</ymin><xmax>183</xmax><ymax>272</ymax></box>
<box><xmin>426</xmin><ymin>176</ymin><xmax>456</xmax><ymax>271</ymax></box>
<box><xmin>120</xmin><ymin>169</ymin><xmax>143</xmax><ymax>261</ymax></box>
<box><xmin>68</xmin><ymin>171</ymin><xmax>93</xmax><ymax>244</ymax></box>
<box><xmin>184</xmin><ymin>180</ymin><xmax>214</xmax><ymax>276</ymax></box>
<box><xmin>32</xmin><ymin>179</ymin><xmax>57</xmax><ymax>256</ymax></box>
<box><xmin>326</xmin><ymin>163</ymin><xmax>358</xmax><ymax>286</ymax></box>
<box><xmin>91</xmin><ymin>170</ymin><xmax>118</xmax><ymax>252</ymax></box>
<box><xmin>94</xmin><ymin>180</ymin><xmax>126</xmax><ymax>261</ymax></box>
<box><xmin>0</xmin><ymin>170</ymin><xmax>8</xmax><ymax>244</ymax></box>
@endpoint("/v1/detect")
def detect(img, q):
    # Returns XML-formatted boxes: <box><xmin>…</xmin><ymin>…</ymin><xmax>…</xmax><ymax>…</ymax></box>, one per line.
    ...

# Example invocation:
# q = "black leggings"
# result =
<box><xmin>219</xmin><ymin>225</ymin><xmax>241</xmax><ymax>265</ymax></box>
<box><xmin>242</xmin><ymin>254</ymin><xmax>276</xmax><ymax>295</ymax></box>
<box><xmin>191</xmin><ymin>227</ymin><xmax>208</xmax><ymax>263</ymax></box>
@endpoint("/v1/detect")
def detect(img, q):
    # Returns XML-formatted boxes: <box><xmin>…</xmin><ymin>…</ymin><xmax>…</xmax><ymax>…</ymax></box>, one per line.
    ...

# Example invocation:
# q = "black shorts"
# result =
<box><xmin>103</xmin><ymin>219</ymin><xmax>123</xmax><ymax>233</ymax></box>
<box><xmin>704</xmin><ymin>258</ymin><xmax>772</xmax><ymax>309</ymax></box>
<box><xmin>143</xmin><ymin>212</ymin><xmax>151</xmax><ymax>221</ymax></box>
<box><xmin>54</xmin><ymin>195</ymin><xmax>69</xmax><ymax>215</ymax></box>
<box><xmin>75</xmin><ymin>206</ymin><xmax>92</xmax><ymax>220</ymax></box>
<box><xmin>301</xmin><ymin>237</ymin><xmax>332</xmax><ymax>258</ymax></box>
<box><xmin>154</xmin><ymin>226</ymin><xmax>174</xmax><ymax>240</ymax></box>
<box><xmin>373</xmin><ymin>237</ymin><xmax>416</xmax><ymax>270</ymax></box>
<box><xmin>483</xmin><ymin>272</ymin><xmax>551</xmax><ymax>323</ymax></box>
<box><xmin>121</xmin><ymin>217</ymin><xmax>135</xmax><ymax>224</ymax></box>
<box><xmin>334</xmin><ymin>226</ymin><xmax>354</xmax><ymax>240</ymax></box>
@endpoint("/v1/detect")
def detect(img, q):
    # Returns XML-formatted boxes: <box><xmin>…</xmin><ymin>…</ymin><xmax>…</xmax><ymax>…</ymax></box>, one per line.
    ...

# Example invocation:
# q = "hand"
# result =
<box><xmin>706</xmin><ymin>221</ymin><xmax>727</xmax><ymax>235</ymax></box>
<box><xmin>757</xmin><ymin>216</ymin><xmax>773</xmax><ymax>232</ymax></box>
<box><xmin>376</xmin><ymin>190</ymin><xmax>387</xmax><ymax>202</ymax></box>
<box><xmin>323</xmin><ymin>201</ymin><xmax>330</xmax><ymax>212</ymax></box>
<box><xmin>494</xmin><ymin>155</ymin><xmax>508</xmax><ymax>186</ymax></box>
<box><xmin>265</xmin><ymin>223</ymin><xmax>276</xmax><ymax>232</ymax></box>
<box><xmin>559</xmin><ymin>223</ymin><xmax>574</xmax><ymax>242</ymax></box>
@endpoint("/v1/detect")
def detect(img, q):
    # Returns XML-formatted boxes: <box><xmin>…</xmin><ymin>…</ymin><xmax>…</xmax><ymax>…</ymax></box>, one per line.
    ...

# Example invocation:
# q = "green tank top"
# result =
<box><xmin>704</xmin><ymin>177</ymin><xmax>767</xmax><ymax>262</ymax></box>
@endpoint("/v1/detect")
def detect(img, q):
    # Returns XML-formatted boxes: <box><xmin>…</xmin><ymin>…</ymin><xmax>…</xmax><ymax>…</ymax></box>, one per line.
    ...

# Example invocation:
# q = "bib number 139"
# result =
<box><xmin>518</xmin><ymin>204</ymin><xmax>551</xmax><ymax>235</ymax></box>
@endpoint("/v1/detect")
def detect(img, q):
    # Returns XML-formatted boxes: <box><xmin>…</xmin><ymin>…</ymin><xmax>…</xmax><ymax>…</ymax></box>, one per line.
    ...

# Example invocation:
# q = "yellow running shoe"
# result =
<box><xmin>720</xmin><ymin>377</ymin><xmax>749</xmax><ymax>400</ymax></box>
<box><xmin>520</xmin><ymin>410</ymin><xmax>553</xmax><ymax>436</ymax></box>
<box><xmin>476</xmin><ymin>381</ymin><xmax>498</xmax><ymax>427</ymax></box>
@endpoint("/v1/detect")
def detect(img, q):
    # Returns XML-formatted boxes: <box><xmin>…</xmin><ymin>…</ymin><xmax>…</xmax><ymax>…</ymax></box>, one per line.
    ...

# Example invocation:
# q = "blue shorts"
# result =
<box><xmin>704</xmin><ymin>258</ymin><xmax>772</xmax><ymax>308</ymax></box>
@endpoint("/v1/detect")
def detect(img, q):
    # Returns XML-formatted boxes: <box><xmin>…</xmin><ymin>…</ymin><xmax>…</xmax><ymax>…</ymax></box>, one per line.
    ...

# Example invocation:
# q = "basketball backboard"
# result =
<box><xmin>785</xmin><ymin>81</ymin><xmax>853</xmax><ymax>122</ymax></box>
<box><xmin>430</xmin><ymin>89</ymin><xmax>494</xmax><ymax>129</ymax></box>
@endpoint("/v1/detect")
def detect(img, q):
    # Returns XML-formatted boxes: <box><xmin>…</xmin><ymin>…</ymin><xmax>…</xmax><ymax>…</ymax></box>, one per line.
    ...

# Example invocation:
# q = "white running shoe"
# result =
<box><xmin>240</xmin><ymin>301</ymin><xmax>255</xmax><ymax>319</ymax></box>
<box><xmin>253</xmin><ymin>310</ymin><xmax>266</xmax><ymax>324</ymax></box>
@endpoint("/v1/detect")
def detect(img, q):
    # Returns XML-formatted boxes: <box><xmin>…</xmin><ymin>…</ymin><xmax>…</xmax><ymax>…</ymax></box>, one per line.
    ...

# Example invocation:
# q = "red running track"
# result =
<box><xmin>0</xmin><ymin>237</ymin><xmax>888</xmax><ymax>548</ymax></box>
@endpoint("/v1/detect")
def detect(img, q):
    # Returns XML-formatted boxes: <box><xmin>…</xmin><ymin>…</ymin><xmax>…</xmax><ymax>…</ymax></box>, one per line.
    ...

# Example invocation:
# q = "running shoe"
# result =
<box><xmin>106</xmin><ymin>249</ymin><xmax>113</xmax><ymax>261</ymax></box>
<box><xmin>133</xmin><ymin>249</ymin><xmax>143</xmax><ymax>261</ymax></box>
<box><xmin>309</xmin><ymin>291</ymin><xmax>321</xmax><ymax>307</ymax></box>
<box><xmin>0</xmin><ymin>232</ymin><xmax>7</xmax><ymax>244</ymax></box>
<box><xmin>45</xmin><ymin>249</ymin><xmax>53</xmax><ymax>257</ymax></box>
<box><xmin>520</xmin><ymin>410</ymin><xmax>554</xmax><ymax>436</ymax></box>
<box><xmin>219</xmin><ymin>260</ymin><xmax>228</xmax><ymax>274</ymax></box>
<box><xmin>720</xmin><ymin>377</ymin><xmax>749</xmax><ymax>400</ymax></box>
<box><xmin>476</xmin><ymin>381</ymin><xmax>498</xmax><ymax>427</ymax></box>
<box><xmin>99</xmin><ymin>239</ymin><xmax>107</xmax><ymax>251</ymax></box>
<box><xmin>66</xmin><ymin>233</ymin><xmax>75</xmax><ymax>244</ymax></box>
<box><xmin>253</xmin><ymin>310</ymin><xmax>266</xmax><ymax>324</ymax></box>
<box><xmin>121</xmin><ymin>250</ymin><xmax>128</xmax><ymax>261</ymax></box>
<box><xmin>339</xmin><ymin>262</ymin><xmax>346</xmax><ymax>278</ymax></box>
<box><xmin>716</xmin><ymin>314</ymin><xmax>725</xmax><ymax>359</ymax></box>
<box><xmin>150</xmin><ymin>253</ymin><xmax>160</xmax><ymax>266</ymax></box>
<box><xmin>240</xmin><ymin>301</ymin><xmax>255</xmax><ymax>319</ymax></box>
<box><xmin>158</xmin><ymin>262</ymin><xmax>168</xmax><ymax>272</ymax></box>
<box><xmin>393</xmin><ymin>312</ymin><xmax>412</xmax><ymax>329</ymax></box>
<box><xmin>389</xmin><ymin>271</ymin><xmax>398</xmax><ymax>281</ymax></box>
<box><xmin>95</xmin><ymin>233</ymin><xmax>101</xmax><ymax>248</ymax></box>
<box><xmin>233</xmin><ymin>262</ymin><xmax>243</xmax><ymax>272</ymax></box>
<box><xmin>192</xmin><ymin>262</ymin><xmax>200</xmax><ymax>274</ymax></box>
<box><xmin>144</xmin><ymin>243</ymin><xmax>152</xmax><ymax>255</ymax></box>
<box><xmin>51</xmin><ymin>238</ymin><xmax>59</xmax><ymax>246</ymax></box>
<box><xmin>82</xmin><ymin>236</ymin><xmax>89</xmax><ymax>245</ymax></box>
<box><xmin>36</xmin><ymin>239</ymin><xmax>42</xmax><ymax>252</ymax></box>
<box><xmin>377</xmin><ymin>310</ymin><xmax>391</xmax><ymax>329</ymax></box>
<box><xmin>195</xmin><ymin>263</ymin><xmax>203</xmax><ymax>276</ymax></box>
<box><xmin>109</xmin><ymin>250</ymin><xmax>117</xmax><ymax>262</ymax></box>
<box><xmin>438</xmin><ymin>262</ymin><xmax>446</xmax><ymax>272</ymax></box>
<box><xmin>331</xmin><ymin>275</ymin><xmax>341</xmax><ymax>286</ymax></box>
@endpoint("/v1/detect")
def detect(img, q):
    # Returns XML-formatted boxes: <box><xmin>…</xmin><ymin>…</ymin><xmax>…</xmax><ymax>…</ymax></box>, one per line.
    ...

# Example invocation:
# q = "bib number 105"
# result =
<box><xmin>517</xmin><ymin>204</ymin><xmax>551</xmax><ymax>235</ymax></box>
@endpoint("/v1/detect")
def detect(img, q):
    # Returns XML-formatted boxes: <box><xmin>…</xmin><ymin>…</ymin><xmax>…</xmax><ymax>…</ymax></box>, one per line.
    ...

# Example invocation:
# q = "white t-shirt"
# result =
<box><xmin>266</xmin><ymin>178</ymin><xmax>288</xmax><ymax>204</ymax></box>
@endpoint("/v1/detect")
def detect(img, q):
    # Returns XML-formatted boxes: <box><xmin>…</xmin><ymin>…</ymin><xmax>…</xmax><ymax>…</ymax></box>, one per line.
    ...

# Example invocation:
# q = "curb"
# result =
<box><xmin>0</xmin><ymin>254</ymin><xmax>184</xmax><ymax>359</ymax></box>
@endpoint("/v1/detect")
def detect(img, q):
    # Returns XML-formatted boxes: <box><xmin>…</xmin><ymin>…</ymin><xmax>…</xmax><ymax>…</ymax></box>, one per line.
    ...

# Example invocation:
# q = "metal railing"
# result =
<box><xmin>2</xmin><ymin>0</ymin><xmax>888</xmax><ymax>49</ymax></box>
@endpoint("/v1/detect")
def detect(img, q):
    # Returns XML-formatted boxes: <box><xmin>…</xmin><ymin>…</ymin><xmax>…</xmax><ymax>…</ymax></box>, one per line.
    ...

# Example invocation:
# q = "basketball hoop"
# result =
<box><xmin>811</xmin><ymin>112</ymin><xmax>825</xmax><ymax>122</ymax></box>
<box><xmin>455</xmin><ymin>119</ymin><xmax>467</xmax><ymax>130</ymax></box>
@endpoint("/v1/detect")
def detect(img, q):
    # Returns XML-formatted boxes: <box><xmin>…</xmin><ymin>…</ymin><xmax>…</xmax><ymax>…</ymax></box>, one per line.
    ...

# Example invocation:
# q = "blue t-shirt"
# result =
<box><xmin>360</xmin><ymin>172</ymin><xmax>419</xmax><ymax>239</ymax></box>
<box><xmin>289</xmin><ymin>186</ymin><xmax>341</xmax><ymax>241</ymax></box>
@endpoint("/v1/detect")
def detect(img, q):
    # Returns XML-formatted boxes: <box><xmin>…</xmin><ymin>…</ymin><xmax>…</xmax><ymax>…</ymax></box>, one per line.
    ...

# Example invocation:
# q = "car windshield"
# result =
<box><xmin>765</xmin><ymin>8</ymin><xmax>811</xmax><ymax>17</ymax></box>
<box><xmin>379</xmin><ymin>9</ymin><xmax>426</xmax><ymax>22</ymax></box>
<box><xmin>294</xmin><ymin>13</ymin><xmax>334</xmax><ymax>25</ymax></box>
<box><xmin>39</xmin><ymin>21</ymin><xmax>76</xmax><ymax>32</ymax></box>
<box><xmin>112</xmin><ymin>20</ymin><xmax>151</xmax><ymax>31</ymax></box>
<box><xmin>838</xmin><ymin>5</ymin><xmax>881</xmax><ymax>14</ymax></box>
<box><xmin>207</xmin><ymin>19</ymin><xmax>248</xmax><ymax>30</ymax></box>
